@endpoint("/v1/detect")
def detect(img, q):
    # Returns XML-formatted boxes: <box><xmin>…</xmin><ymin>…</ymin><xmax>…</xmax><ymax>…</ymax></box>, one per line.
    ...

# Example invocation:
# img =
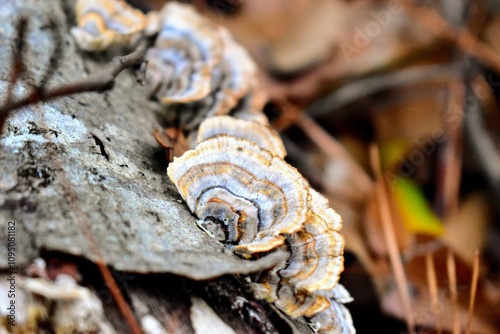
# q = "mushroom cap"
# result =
<box><xmin>167</xmin><ymin>135</ymin><xmax>310</xmax><ymax>254</ymax></box>
<box><xmin>205</xmin><ymin>28</ymin><xmax>257</xmax><ymax>117</ymax></box>
<box><xmin>275</xmin><ymin>284</ymin><xmax>332</xmax><ymax>319</ymax></box>
<box><xmin>253</xmin><ymin>278</ymin><xmax>354</xmax><ymax>333</ymax></box>
<box><xmin>249</xmin><ymin>189</ymin><xmax>347</xmax><ymax>321</ymax></box>
<box><xmin>309</xmin><ymin>189</ymin><xmax>343</xmax><ymax>231</ymax></box>
<box><xmin>197</xmin><ymin>116</ymin><xmax>286</xmax><ymax>158</ymax></box>
<box><xmin>253</xmin><ymin>189</ymin><xmax>345</xmax><ymax>297</ymax></box>
<box><xmin>250</xmin><ymin>262</ymin><xmax>334</xmax><ymax>319</ymax></box>
<box><xmin>309</xmin><ymin>286</ymin><xmax>355</xmax><ymax>334</ymax></box>
<box><xmin>146</xmin><ymin>2</ymin><xmax>223</xmax><ymax>104</ymax></box>
<box><xmin>142</xmin><ymin>2</ymin><xmax>264</xmax><ymax>131</ymax></box>
<box><xmin>71</xmin><ymin>0</ymin><xmax>147</xmax><ymax>51</ymax></box>
<box><xmin>170</xmin><ymin>27</ymin><xmax>261</xmax><ymax>130</ymax></box>
<box><xmin>280</xmin><ymin>213</ymin><xmax>345</xmax><ymax>294</ymax></box>
<box><xmin>279</xmin><ymin>189</ymin><xmax>345</xmax><ymax>293</ymax></box>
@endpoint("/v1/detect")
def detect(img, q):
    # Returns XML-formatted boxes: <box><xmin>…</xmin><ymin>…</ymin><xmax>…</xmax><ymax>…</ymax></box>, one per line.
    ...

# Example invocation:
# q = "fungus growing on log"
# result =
<box><xmin>146</xmin><ymin>2</ymin><xmax>223</xmax><ymax>104</ymax></box>
<box><xmin>167</xmin><ymin>135</ymin><xmax>309</xmax><ymax>254</ymax></box>
<box><xmin>71</xmin><ymin>0</ymin><xmax>148</xmax><ymax>51</ymax></box>
<box><xmin>71</xmin><ymin>1</ymin><xmax>355</xmax><ymax>332</ymax></box>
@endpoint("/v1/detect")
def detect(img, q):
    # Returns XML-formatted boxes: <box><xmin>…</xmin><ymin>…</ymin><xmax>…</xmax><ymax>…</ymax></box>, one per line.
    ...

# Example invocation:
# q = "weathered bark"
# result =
<box><xmin>0</xmin><ymin>0</ymin><xmax>307</xmax><ymax>333</ymax></box>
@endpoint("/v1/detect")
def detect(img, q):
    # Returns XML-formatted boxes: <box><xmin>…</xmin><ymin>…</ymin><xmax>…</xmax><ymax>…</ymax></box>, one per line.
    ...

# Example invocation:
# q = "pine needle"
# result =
<box><xmin>447</xmin><ymin>250</ymin><xmax>460</xmax><ymax>334</ymax></box>
<box><xmin>466</xmin><ymin>249</ymin><xmax>480</xmax><ymax>334</ymax></box>
<box><xmin>370</xmin><ymin>144</ymin><xmax>416</xmax><ymax>334</ymax></box>
<box><xmin>425</xmin><ymin>252</ymin><xmax>442</xmax><ymax>334</ymax></box>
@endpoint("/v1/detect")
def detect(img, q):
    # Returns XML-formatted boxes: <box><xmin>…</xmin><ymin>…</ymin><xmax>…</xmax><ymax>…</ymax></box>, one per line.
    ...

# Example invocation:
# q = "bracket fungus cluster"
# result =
<box><xmin>168</xmin><ymin>117</ymin><xmax>354</xmax><ymax>333</ymax></box>
<box><xmin>146</xmin><ymin>4</ymin><xmax>263</xmax><ymax>130</ymax></box>
<box><xmin>72</xmin><ymin>0</ymin><xmax>264</xmax><ymax>130</ymax></box>
<box><xmin>72</xmin><ymin>0</ymin><xmax>354</xmax><ymax>332</ymax></box>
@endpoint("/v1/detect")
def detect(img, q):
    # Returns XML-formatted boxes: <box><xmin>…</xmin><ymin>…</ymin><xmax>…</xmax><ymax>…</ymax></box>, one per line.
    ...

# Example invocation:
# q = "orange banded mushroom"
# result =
<box><xmin>71</xmin><ymin>0</ymin><xmax>148</xmax><ymax>51</ymax></box>
<box><xmin>275</xmin><ymin>284</ymin><xmax>332</xmax><ymax>318</ymax></box>
<box><xmin>197</xmin><ymin>116</ymin><xmax>286</xmax><ymax>158</ymax></box>
<box><xmin>207</xmin><ymin>29</ymin><xmax>258</xmax><ymax>116</ymax></box>
<box><xmin>169</xmin><ymin>25</ymin><xmax>261</xmax><ymax>130</ymax></box>
<box><xmin>281</xmin><ymin>190</ymin><xmax>345</xmax><ymax>293</ymax></box>
<box><xmin>168</xmin><ymin>133</ymin><xmax>354</xmax><ymax>332</ymax></box>
<box><xmin>167</xmin><ymin>135</ymin><xmax>310</xmax><ymax>254</ymax></box>
<box><xmin>309</xmin><ymin>285</ymin><xmax>355</xmax><ymax>334</ymax></box>
<box><xmin>146</xmin><ymin>2</ymin><xmax>223</xmax><ymax>104</ymax></box>
<box><xmin>281</xmin><ymin>215</ymin><xmax>345</xmax><ymax>293</ymax></box>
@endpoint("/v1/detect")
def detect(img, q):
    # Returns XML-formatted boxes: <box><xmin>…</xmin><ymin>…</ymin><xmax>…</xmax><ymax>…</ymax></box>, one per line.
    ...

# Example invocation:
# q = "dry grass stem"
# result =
<box><xmin>0</xmin><ymin>40</ymin><xmax>149</xmax><ymax>133</ymax></box>
<box><xmin>400</xmin><ymin>0</ymin><xmax>500</xmax><ymax>74</ymax></box>
<box><xmin>447</xmin><ymin>250</ymin><xmax>460</xmax><ymax>334</ymax></box>
<box><xmin>466</xmin><ymin>249</ymin><xmax>480</xmax><ymax>334</ymax></box>
<box><xmin>296</xmin><ymin>113</ymin><xmax>372</xmax><ymax>197</ymax></box>
<box><xmin>425</xmin><ymin>252</ymin><xmax>442</xmax><ymax>334</ymax></box>
<box><xmin>439</xmin><ymin>80</ymin><xmax>464</xmax><ymax>218</ymax></box>
<box><xmin>370</xmin><ymin>145</ymin><xmax>415</xmax><ymax>334</ymax></box>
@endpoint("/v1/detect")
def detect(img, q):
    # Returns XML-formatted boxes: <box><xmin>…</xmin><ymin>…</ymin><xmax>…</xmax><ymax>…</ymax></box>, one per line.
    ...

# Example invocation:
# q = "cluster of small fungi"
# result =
<box><xmin>72</xmin><ymin>1</ymin><xmax>355</xmax><ymax>333</ymax></box>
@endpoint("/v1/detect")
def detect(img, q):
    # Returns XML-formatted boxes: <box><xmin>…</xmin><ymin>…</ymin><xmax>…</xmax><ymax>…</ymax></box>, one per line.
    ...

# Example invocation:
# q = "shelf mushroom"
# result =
<box><xmin>146</xmin><ymin>2</ymin><xmax>223</xmax><ymax>104</ymax></box>
<box><xmin>282</xmin><ymin>189</ymin><xmax>345</xmax><ymax>293</ymax></box>
<box><xmin>72</xmin><ymin>0</ymin><xmax>265</xmax><ymax>131</ymax></box>
<box><xmin>151</xmin><ymin>15</ymin><xmax>260</xmax><ymax>130</ymax></box>
<box><xmin>167</xmin><ymin>135</ymin><xmax>310</xmax><ymax>254</ymax></box>
<box><xmin>196</xmin><ymin>116</ymin><xmax>286</xmax><ymax>158</ymax></box>
<box><xmin>168</xmin><ymin>128</ymin><xmax>355</xmax><ymax>332</ymax></box>
<box><xmin>248</xmin><ymin>189</ymin><xmax>353</xmax><ymax>331</ymax></box>
<box><xmin>71</xmin><ymin>0</ymin><xmax>148</xmax><ymax>51</ymax></box>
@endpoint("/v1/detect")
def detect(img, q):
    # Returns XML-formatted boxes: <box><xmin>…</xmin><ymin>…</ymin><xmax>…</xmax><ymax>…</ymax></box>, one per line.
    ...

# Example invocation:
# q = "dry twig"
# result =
<box><xmin>466</xmin><ymin>249</ymin><xmax>480</xmax><ymax>334</ymax></box>
<box><xmin>370</xmin><ymin>145</ymin><xmax>416</xmax><ymax>334</ymax></box>
<box><xmin>0</xmin><ymin>40</ymin><xmax>149</xmax><ymax>133</ymax></box>
<box><xmin>399</xmin><ymin>0</ymin><xmax>500</xmax><ymax>74</ymax></box>
<box><xmin>446</xmin><ymin>250</ymin><xmax>460</xmax><ymax>334</ymax></box>
<box><xmin>3</xmin><ymin>16</ymin><xmax>29</xmax><ymax>130</ymax></box>
<box><xmin>425</xmin><ymin>252</ymin><xmax>442</xmax><ymax>334</ymax></box>
<box><xmin>36</xmin><ymin>18</ymin><xmax>64</xmax><ymax>91</ymax></box>
<box><xmin>437</xmin><ymin>79</ymin><xmax>465</xmax><ymax>218</ymax></box>
<box><xmin>307</xmin><ymin>64</ymin><xmax>460</xmax><ymax>120</ymax></box>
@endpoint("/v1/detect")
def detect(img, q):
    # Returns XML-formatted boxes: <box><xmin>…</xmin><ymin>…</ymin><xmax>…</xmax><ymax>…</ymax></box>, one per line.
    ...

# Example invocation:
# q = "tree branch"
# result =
<box><xmin>0</xmin><ymin>40</ymin><xmax>149</xmax><ymax>133</ymax></box>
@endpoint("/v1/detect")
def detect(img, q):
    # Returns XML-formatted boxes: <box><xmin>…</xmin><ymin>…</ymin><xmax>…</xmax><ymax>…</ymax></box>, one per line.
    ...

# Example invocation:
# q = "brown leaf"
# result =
<box><xmin>442</xmin><ymin>192</ymin><xmax>491</xmax><ymax>266</ymax></box>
